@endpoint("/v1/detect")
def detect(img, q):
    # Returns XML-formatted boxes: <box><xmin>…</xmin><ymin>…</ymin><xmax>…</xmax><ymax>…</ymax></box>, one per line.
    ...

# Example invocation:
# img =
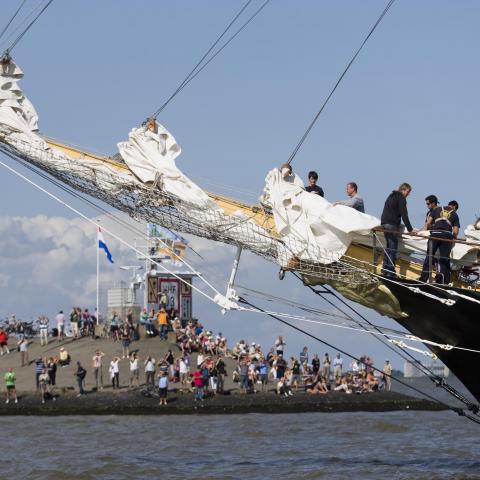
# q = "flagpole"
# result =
<box><xmin>96</xmin><ymin>227</ymin><xmax>100</xmax><ymax>326</ymax></box>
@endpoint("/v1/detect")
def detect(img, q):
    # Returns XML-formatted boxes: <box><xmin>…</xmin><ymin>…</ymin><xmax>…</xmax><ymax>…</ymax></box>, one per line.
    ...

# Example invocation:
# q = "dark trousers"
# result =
<box><xmin>146</xmin><ymin>371</ymin><xmax>154</xmax><ymax>387</ymax></box>
<box><xmin>159</xmin><ymin>324</ymin><xmax>168</xmax><ymax>340</ymax></box>
<box><xmin>112</xmin><ymin>372</ymin><xmax>119</xmax><ymax>389</ymax></box>
<box><xmin>420</xmin><ymin>231</ymin><xmax>453</xmax><ymax>284</ymax></box>
<box><xmin>77</xmin><ymin>378</ymin><xmax>85</xmax><ymax>394</ymax></box>
<box><xmin>381</xmin><ymin>224</ymin><xmax>399</xmax><ymax>277</ymax></box>
<box><xmin>218</xmin><ymin>373</ymin><xmax>225</xmax><ymax>393</ymax></box>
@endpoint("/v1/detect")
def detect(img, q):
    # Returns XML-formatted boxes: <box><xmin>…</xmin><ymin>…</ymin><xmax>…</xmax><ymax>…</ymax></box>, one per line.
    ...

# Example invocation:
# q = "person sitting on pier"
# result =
<box><xmin>59</xmin><ymin>347</ymin><xmax>70</xmax><ymax>367</ymax></box>
<box><xmin>333</xmin><ymin>182</ymin><xmax>365</xmax><ymax>213</ymax></box>
<box><xmin>419</xmin><ymin>202</ymin><xmax>460</xmax><ymax>284</ymax></box>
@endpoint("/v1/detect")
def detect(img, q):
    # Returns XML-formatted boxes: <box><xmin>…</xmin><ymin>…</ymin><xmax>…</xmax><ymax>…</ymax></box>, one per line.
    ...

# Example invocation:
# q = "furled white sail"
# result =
<box><xmin>118</xmin><ymin>126</ymin><xmax>215</xmax><ymax>209</ymax></box>
<box><xmin>262</xmin><ymin>167</ymin><xmax>380</xmax><ymax>264</ymax></box>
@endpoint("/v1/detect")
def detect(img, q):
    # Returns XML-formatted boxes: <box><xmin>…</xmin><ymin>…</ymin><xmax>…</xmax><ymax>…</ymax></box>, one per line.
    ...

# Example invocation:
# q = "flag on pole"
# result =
<box><xmin>98</xmin><ymin>228</ymin><xmax>114</xmax><ymax>263</ymax></box>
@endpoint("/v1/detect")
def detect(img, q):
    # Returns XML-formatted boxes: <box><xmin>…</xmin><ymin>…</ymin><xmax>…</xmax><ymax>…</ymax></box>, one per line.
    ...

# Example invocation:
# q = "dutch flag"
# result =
<box><xmin>98</xmin><ymin>228</ymin><xmax>114</xmax><ymax>264</ymax></box>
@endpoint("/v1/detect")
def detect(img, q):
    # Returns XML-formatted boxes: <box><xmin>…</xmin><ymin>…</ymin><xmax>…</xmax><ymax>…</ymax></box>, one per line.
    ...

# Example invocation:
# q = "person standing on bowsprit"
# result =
<box><xmin>380</xmin><ymin>183</ymin><xmax>415</xmax><ymax>278</ymax></box>
<box><xmin>305</xmin><ymin>171</ymin><xmax>324</xmax><ymax>197</ymax></box>
<box><xmin>419</xmin><ymin>203</ymin><xmax>460</xmax><ymax>284</ymax></box>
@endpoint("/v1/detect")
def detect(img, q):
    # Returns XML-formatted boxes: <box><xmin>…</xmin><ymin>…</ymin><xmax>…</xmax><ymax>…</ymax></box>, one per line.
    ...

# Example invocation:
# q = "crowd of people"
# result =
<box><xmin>229</xmin><ymin>338</ymin><xmax>393</xmax><ymax>397</ymax></box>
<box><xmin>2</xmin><ymin>299</ymin><xmax>396</xmax><ymax>406</ymax></box>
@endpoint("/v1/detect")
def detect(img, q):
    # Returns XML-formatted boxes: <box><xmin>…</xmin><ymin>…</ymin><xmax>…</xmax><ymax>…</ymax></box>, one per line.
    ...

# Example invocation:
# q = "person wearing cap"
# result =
<box><xmin>305</xmin><ymin>170</ymin><xmax>324</xmax><ymax>197</ymax></box>
<box><xmin>383</xmin><ymin>360</ymin><xmax>392</xmax><ymax>391</ymax></box>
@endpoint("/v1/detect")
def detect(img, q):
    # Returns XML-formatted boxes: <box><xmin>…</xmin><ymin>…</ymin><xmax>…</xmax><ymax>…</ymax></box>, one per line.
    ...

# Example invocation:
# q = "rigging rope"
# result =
<box><xmin>151</xmin><ymin>0</ymin><xmax>271</xmax><ymax>119</ymax></box>
<box><xmin>152</xmin><ymin>0</ymin><xmax>253</xmax><ymax>118</ymax></box>
<box><xmin>2</xmin><ymin>0</ymin><xmax>54</xmax><ymax>56</ymax></box>
<box><xmin>286</xmin><ymin>0</ymin><xmax>396</xmax><ymax>165</ymax></box>
<box><xmin>0</xmin><ymin>0</ymin><xmax>27</xmax><ymax>43</ymax></box>
<box><xmin>0</xmin><ymin>154</ymin><xmax>221</xmax><ymax>305</ymax></box>
<box><xmin>237</xmin><ymin>295</ymin><xmax>467</xmax><ymax>413</ymax></box>
<box><xmin>4</xmin><ymin>151</ymin><xmax>223</xmax><ymax>297</ymax></box>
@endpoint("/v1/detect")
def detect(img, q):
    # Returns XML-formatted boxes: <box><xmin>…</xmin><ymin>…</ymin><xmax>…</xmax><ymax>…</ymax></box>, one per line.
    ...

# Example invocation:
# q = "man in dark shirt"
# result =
<box><xmin>305</xmin><ymin>171</ymin><xmax>324</xmax><ymax>197</ymax></box>
<box><xmin>380</xmin><ymin>183</ymin><xmax>415</xmax><ymax>278</ymax></box>
<box><xmin>419</xmin><ymin>204</ymin><xmax>460</xmax><ymax>284</ymax></box>
<box><xmin>421</xmin><ymin>195</ymin><xmax>438</xmax><ymax>230</ymax></box>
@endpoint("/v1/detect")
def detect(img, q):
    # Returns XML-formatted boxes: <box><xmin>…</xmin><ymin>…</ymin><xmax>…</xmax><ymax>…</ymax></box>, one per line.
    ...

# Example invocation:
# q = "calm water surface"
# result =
<box><xmin>4</xmin><ymin>411</ymin><xmax>480</xmax><ymax>479</ymax></box>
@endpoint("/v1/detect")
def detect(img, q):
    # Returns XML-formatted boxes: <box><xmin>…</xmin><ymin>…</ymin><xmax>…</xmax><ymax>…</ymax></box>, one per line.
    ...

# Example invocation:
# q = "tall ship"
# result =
<box><xmin>0</xmin><ymin>2</ymin><xmax>479</xmax><ymax>418</ymax></box>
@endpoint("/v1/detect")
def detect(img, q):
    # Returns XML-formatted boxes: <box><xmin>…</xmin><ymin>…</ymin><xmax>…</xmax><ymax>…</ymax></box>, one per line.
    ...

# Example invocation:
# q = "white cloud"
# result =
<box><xmin>0</xmin><ymin>214</ymin><xmax>415</xmax><ymax>370</ymax></box>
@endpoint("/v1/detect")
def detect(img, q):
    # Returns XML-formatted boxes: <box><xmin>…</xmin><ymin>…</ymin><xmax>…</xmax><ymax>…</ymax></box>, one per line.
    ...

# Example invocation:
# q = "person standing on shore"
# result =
<box><xmin>156</xmin><ymin>308</ymin><xmax>168</xmax><ymax>341</ymax></box>
<box><xmin>179</xmin><ymin>356</ymin><xmax>189</xmax><ymax>391</ymax></box>
<box><xmin>47</xmin><ymin>357</ymin><xmax>57</xmax><ymax>388</ymax></box>
<box><xmin>34</xmin><ymin>357</ymin><xmax>45</xmax><ymax>390</ymax></box>
<box><xmin>382</xmin><ymin>360</ymin><xmax>393</xmax><ymax>392</ymax></box>
<box><xmin>55</xmin><ymin>310</ymin><xmax>65</xmax><ymax>342</ymax></box>
<box><xmin>275</xmin><ymin>336</ymin><xmax>286</xmax><ymax>356</ymax></box>
<box><xmin>17</xmin><ymin>336</ymin><xmax>29</xmax><ymax>367</ymax></box>
<box><xmin>129</xmin><ymin>354</ymin><xmax>139</xmax><ymax>388</ymax></box>
<box><xmin>194</xmin><ymin>368</ymin><xmax>204</xmax><ymax>401</ymax></box>
<box><xmin>0</xmin><ymin>328</ymin><xmax>10</xmax><ymax>355</ymax></box>
<box><xmin>38</xmin><ymin>368</ymin><xmax>50</xmax><ymax>404</ymax></box>
<box><xmin>4</xmin><ymin>367</ymin><xmax>18</xmax><ymax>404</ymax></box>
<box><xmin>110</xmin><ymin>357</ymin><xmax>120</xmax><ymax>389</ymax></box>
<box><xmin>121</xmin><ymin>327</ymin><xmax>131</xmax><ymax>358</ymax></box>
<box><xmin>259</xmin><ymin>357</ymin><xmax>269</xmax><ymax>392</ymax></box>
<box><xmin>215</xmin><ymin>357</ymin><xmax>227</xmax><ymax>394</ymax></box>
<box><xmin>158</xmin><ymin>372</ymin><xmax>168</xmax><ymax>405</ymax></box>
<box><xmin>70</xmin><ymin>307</ymin><xmax>79</xmax><ymax>339</ymax></box>
<box><xmin>38</xmin><ymin>316</ymin><xmax>49</xmax><ymax>346</ymax></box>
<box><xmin>312</xmin><ymin>354</ymin><xmax>320</xmax><ymax>375</ymax></box>
<box><xmin>92</xmin><ymin>351</ymin><xmax>104</xmax><ymax>390</ymax></box>
<box><xmin>322</xmin><ymin>353</ymin><xmax>331</xmax><ymax>383</ymax></box>
<box><xmin>75</xmin><ymin>362</ymin><xmax>87</xmax><ymax>396</ymax></box>
<box><xmin>333</xmin><ymin>353</ymin><xmax>343</xmax><ymax>381</ymax></box>
<box><xmin>144</xmin><ymin>356</ymin><xmax>155</xmax><ymax>388</ymax></box>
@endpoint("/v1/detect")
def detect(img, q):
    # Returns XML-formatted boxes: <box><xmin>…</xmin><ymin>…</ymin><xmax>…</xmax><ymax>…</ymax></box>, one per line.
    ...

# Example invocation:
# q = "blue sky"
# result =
<box><xmin>0</xmin><ymin>1</ymin><xmax>478</xmax><ymax>373</ymax></box>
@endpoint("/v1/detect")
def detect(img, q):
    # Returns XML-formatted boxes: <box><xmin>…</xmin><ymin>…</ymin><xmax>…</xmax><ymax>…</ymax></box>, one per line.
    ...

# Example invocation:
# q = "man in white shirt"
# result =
<box><xmin>55</xmin><ymin>311</ymin><xmax>65</xmax><ymax>341</ymax></box>
<box><xmin>333</xmin><ymin>353</ymin><xmax>343</xmax><ymax>381</ymax></box>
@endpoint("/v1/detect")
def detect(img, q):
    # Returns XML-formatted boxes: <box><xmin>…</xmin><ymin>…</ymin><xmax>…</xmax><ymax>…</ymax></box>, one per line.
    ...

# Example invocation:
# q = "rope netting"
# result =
<box><xmin>0</xmin><ymin>130</ymin><xmax>375</xmax><ymax>288</ymax></box>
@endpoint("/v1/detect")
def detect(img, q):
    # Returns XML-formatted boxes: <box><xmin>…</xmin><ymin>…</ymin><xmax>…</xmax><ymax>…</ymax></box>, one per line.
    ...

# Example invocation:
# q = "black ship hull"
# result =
<box><xmin>385</xmin><ymin>279</ymin><xmax>480</xmax><ymax>403</ymax></box>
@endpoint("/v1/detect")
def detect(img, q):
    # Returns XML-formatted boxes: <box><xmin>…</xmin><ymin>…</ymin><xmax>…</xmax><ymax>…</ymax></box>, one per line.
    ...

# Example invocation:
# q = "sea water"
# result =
<box><xmin>3</xmin><ymin>410</ymin><xmax>480</xmax><ymax>479</ymax></box>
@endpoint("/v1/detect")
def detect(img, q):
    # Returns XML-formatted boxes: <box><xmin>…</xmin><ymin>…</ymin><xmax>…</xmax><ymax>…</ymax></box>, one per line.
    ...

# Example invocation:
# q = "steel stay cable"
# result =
<box><xmin>152</xmin><ymin>0</ymin><xmax>253</xmax><ymax>119</ymax></box>
<box><xmin>293</xmin><ymin>273</ymin><xmax>480</xmax><ymax>415</ymax></box>
<box><xmin>292</xmin><ymin>271</ymin><xmax>442</xmax><ymax>380</ymax></box>
<box><xmin>152</xmin><ymin>0</ymin><xmax>271</xmax><ymax>118</ymax></box>
<box><xmin>0</xmin><ymin>1</ymin><xmax>45</xmax><ymax>52</ymax></box>
<box><xmin>0</xmin><ymin>153</ymin><xmax>221</xmax><ymax>305</ymax></box>
<box><xmin>2</xmin><ymin>0</ymin><xmax>54</xmax><ymax>56</ymax></box>
<box><xmin>237</xmin><ymin>295</ymin><xmax>467</xmax><ymax>416</ymax></box>
<box><xmin>3</xmin><ymin>150</ymin><xmax>223</xmax><ymax>297</ymax></box>
<box><xmin>287</xmin><ymin>0</ymin><xmax>396</xmax><ymax>165</ymax></box>
<box><xmin>237</xmin><ymin>303</ymin><xmax>480</xmax><ymax>354</ymax></box>
<box><xmin>0</xmin><ymin>0</ymin><xmax>28</xmax><ymax>42</ymax></box>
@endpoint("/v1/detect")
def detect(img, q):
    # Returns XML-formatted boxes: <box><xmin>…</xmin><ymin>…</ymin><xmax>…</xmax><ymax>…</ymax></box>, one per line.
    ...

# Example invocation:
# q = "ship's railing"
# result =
<box><xmin>371</xmin><ymin>227</ymin><xmax>480</xmax><ymax>286</ymax></box>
